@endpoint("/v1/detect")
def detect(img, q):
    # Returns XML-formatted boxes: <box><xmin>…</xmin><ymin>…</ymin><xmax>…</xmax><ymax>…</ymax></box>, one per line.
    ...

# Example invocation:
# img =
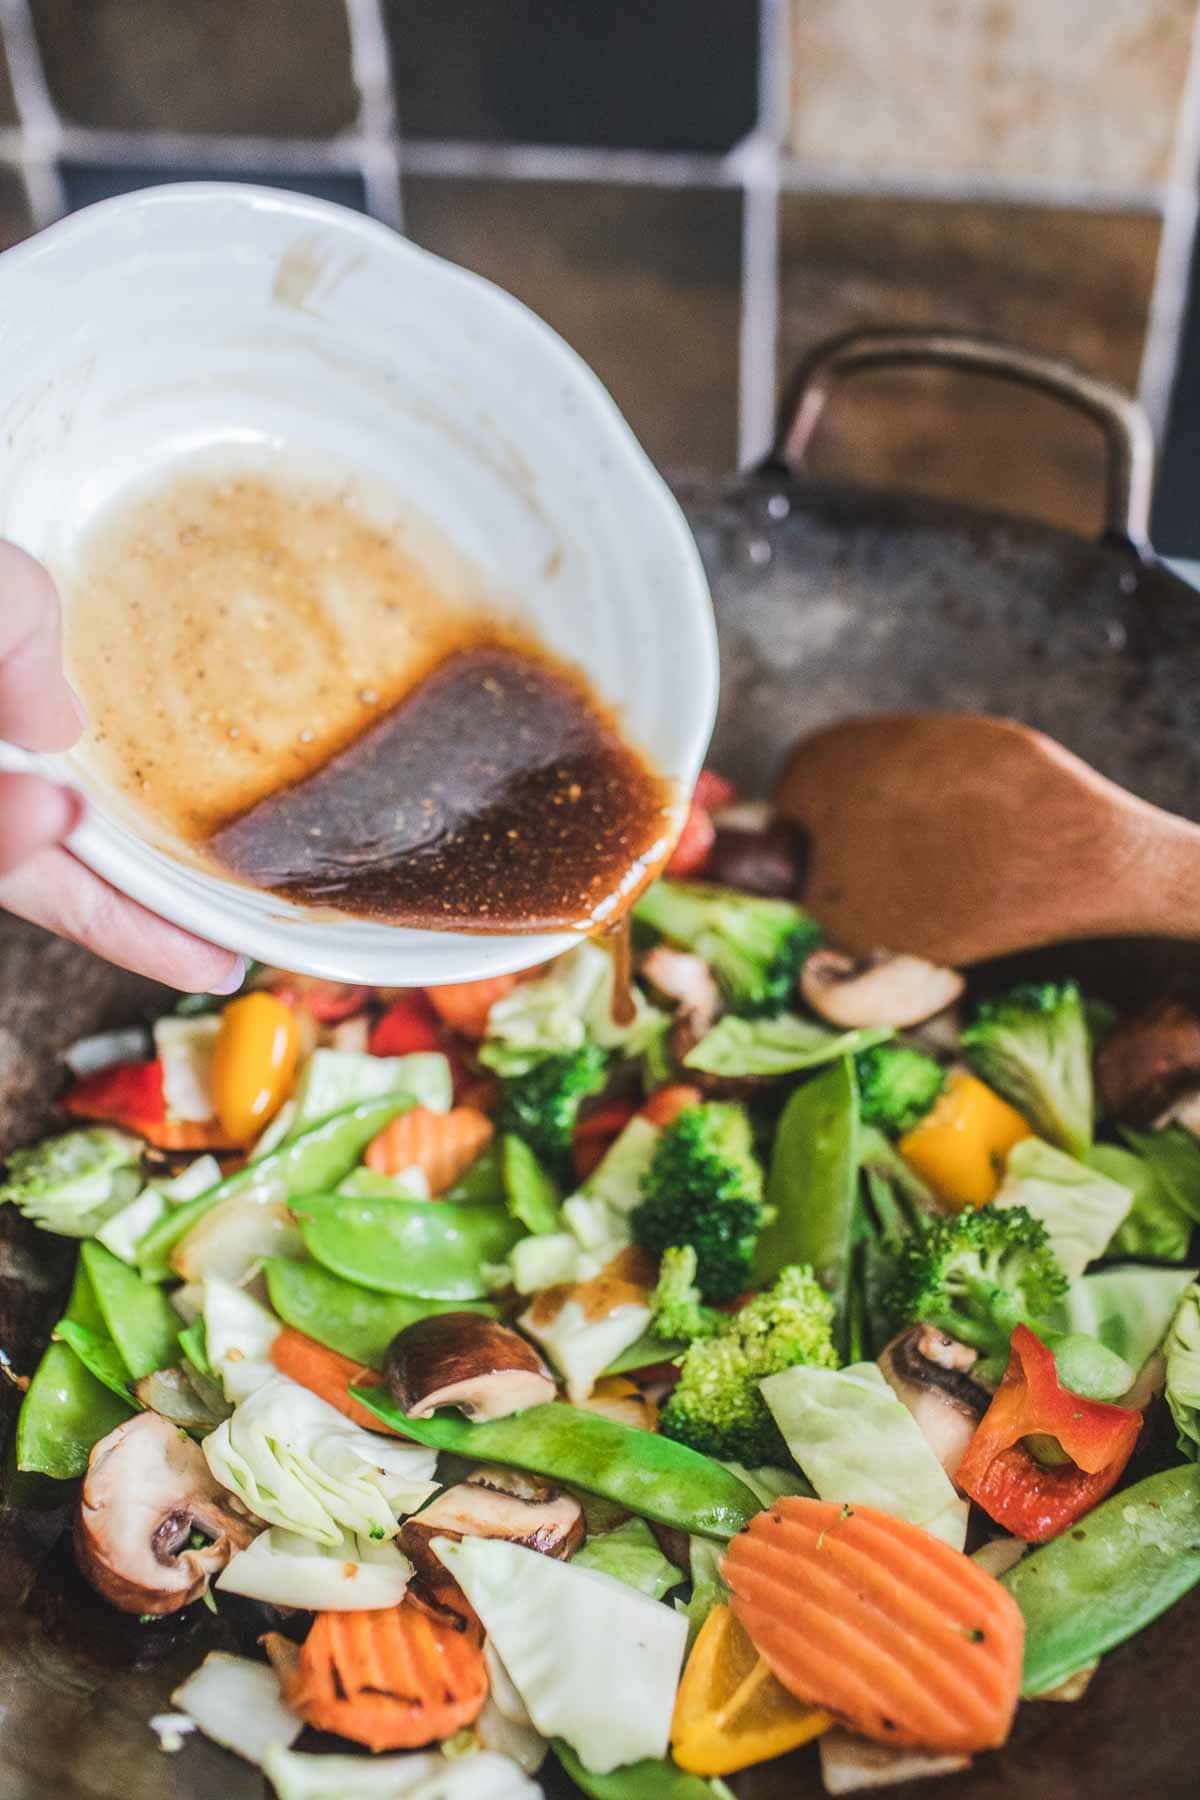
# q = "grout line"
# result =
<box><xmin>1137</xmin><ymin>7</ymin><xmax>1200</xmax><ymax>444</ymax></box>
<box><xmin>776</xmin><ymin>156</ymin><xmax>1168</xmax><ymax>214</ymax></box>
<box><xmin>400</xmin><ymin>138</ymin><xmax>738</xmax><ymax>188</ymax></box>
<box><xmin>342</xmin><ymin>0</ymin><xmax>404</xmax><ymax>231</ymax></box>
<box><xmin>52</xmin><ymin>122</ymin><xmax>367</xmax><ymax>172</ymax></box>
<box><xmin>736</xmin><ymin>0</ymin><xmax>787</xmax><ymax>467</ymax></box>
<box><xmin>0</xmin><ymin>0</ymin><xmax>64</xmax><ymax>224</ymax></box>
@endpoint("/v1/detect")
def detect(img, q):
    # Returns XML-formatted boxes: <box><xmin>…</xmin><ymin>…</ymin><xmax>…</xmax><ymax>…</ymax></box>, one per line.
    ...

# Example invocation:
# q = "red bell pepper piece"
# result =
<box><xmin>666</xmin><ymin>799</ymin><xmax>717</xmax><ymax>877</ymax></box>
<box><xmin>369</xmin><ymin>992</ymin><xmax>442</xmax><ymax>1057</ymax></box>
<box><xmin>957</xmin><ymin>1324</ymin><xmax>1142</xmax><ymax>1543</ymax></box>
<box><xmin>693</xmin><ymin>769</ymin><xmax>737</xmax><ymax>813</ymax></box>
<box><xmin>62</xmin><ymin>1058</ymin><xmax>236</xmax><ymax>1151</ymax></box>
<box><xmin>572</xmin><ymin>1099</ymin><xmax>638</xmax><ymax>1182</ymax></box>
<box><xmin>272</xmin><ymin>979</ymin><xmax>374</xmax><ymax>1022</ymax></box>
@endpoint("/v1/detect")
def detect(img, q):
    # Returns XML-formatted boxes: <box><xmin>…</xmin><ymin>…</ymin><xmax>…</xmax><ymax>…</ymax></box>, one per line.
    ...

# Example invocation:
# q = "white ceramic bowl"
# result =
<box><xmin>0</xmin><ymin>183</ymin><xmax>717</xmax><ymax>986</ymax></box>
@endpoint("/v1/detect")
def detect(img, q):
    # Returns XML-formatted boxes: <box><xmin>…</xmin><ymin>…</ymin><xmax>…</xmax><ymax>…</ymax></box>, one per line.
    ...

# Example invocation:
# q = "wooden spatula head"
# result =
<box><xmin>773</xmin><ymin>713</ymin><xmax>1200</xmax><ymax>966</ymax></box>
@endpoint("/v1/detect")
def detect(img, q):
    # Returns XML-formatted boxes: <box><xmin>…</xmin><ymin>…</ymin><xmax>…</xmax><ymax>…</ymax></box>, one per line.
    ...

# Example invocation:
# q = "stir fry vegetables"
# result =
<box><xmin>5</xmin><ymin>770</ymin><xmax>1200</xmax><ymax>1800</ymax></box>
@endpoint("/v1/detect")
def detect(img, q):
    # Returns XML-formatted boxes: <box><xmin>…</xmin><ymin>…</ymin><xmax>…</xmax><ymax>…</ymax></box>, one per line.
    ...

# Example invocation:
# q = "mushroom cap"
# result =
<box><xmin>878</xmin><ymin>1326</ymin><xmax>990</xmax><ymax>1480</ymax></box>
<box><xmin>383</xmin><ymin>1312</ymin><xmax>556</xmax><ymax>1422</ymax></box>
<box><xmin>801</xmin><ymin>949</ymin><xmax>964</xmax><ymax>1029</ymax></box>
<box><xmin>75</xmin><ymin>1410</ymin><xmax>258</xmax><ymax>1615</ymax></box>
<box><xmin>399</xmin><ymin>1464</ymin><xmax>584</xmax><ymax>1578</ymax></box>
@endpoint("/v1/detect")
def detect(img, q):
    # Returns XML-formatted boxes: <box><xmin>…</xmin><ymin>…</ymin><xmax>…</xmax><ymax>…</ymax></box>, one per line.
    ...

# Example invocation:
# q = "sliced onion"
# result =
<box><xmin>154</xmin><ymin>1015</ymin><xmax>220</xmax><ymax>1122</ymax></box>
<box><xmin>171</xmin><ymin>1652</ymin><xmax>301</xmax><ymax>1767</ymax></box>
<box><xmin>135</xmin><ymin>1366</ymin><xmax>231</xmax><ymax>1430</ymax></box>
<box><xmin>475</xmin><ymin>1696</ymin><xmax>547</xmax><ymax>1774</ymax></box>
<box><xmin>819</xmin><ymin>1728</ymin><xmax>971</xmax><ymax>1794</ymax></box>
<box><xmin>172</xmin><ymin>1192</ymin><xmax>301</xmax><ymax>1284</ymax></box>
<box><xmin>326</xmin><ymin>1014</ymin><xmax>370</xmax><ymax>1054</ymax></box>
<box><xmin>971</xmin><ymin>1536</ymin><xmax>1028</xmax><ymax>1579</ymax></box>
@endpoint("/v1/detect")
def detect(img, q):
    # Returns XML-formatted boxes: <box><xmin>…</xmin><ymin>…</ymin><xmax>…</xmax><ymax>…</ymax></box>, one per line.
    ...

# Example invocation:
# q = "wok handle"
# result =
<box><xmin>771</xmin><ymin>326</ymin><xmax>1154</xmax><ymax>551</ymax></box>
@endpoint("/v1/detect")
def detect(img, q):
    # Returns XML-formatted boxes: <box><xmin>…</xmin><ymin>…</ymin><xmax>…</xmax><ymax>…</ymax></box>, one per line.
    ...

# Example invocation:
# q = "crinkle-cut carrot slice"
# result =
<box><xmin>428</xmin><ymin>975</ymin><xmax>522</xmax><ymax>1039</ymax></box>
<box><xmin>269</xmin><ymin>1327</ymin><xmax>403</xmax><ymax>1435</ymax></box>
<box><xmin>285</xmin><ymin>1601</ymin><xmax>487</xmax><ymax>1752</ymax></box>
<box><xmin>365</xmin><ymin>1105</ymin><xmax>494</xmax><ymax>1193</ymax></box>
<box><xmin>722</xmin><ymin>1498</ymin><xmax>1023</xmax><ymax>1755</ymax></box>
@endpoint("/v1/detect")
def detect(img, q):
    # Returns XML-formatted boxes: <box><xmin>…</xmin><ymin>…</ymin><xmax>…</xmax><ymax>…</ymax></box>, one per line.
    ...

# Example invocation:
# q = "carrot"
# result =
<box><xmin>572</xmin><ymin>1099</ymin><xmax>637</xmax><ymax>1181</ymax></box>
<box><xmin>722</xmin><ymin>1497</ymin><xmax>1023</xmax><ymax>1755</ymax></box>
<box><xmin>285</xmin><ymin>1600</ymin><xmax>488</xmax><ymax>1752</ymax></box>
<box><xmin>269</xmin><ymin>1327</ymin><xmax>401</xmax><ymax>1435</ymax></box>
<box><xmin>365</xmin><ymin>1105</ymin><xmax>494</xmax><ymax>1194</ymax></box>
<box><xmin>640</xmin><ymin>1083</ymin><xmax>704</xmax><ymax>1128</ymax></box>
<box><xmin>428</xmin><ymin>974</ymin><xmax>522</xmax><ymax>1039</ymax></box>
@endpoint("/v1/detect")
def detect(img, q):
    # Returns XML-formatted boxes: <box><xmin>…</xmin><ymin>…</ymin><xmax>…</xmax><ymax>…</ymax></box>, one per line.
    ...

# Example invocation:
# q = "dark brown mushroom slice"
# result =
<box><xmin>399</xmin><ymin>1464</ymin><xmax>584</xmax><ymax>1579</ymax></box>
<box><xmin>708</xmin><ymin>818</ymin><xmax>809</xmax><ymax>899</ymax></box>
<box><xmin>383</xmin><ymin>1312</ymin><xmax>556</xmax><ymax>1421</ymax></box>
<box><xmin>1095</xmin><ymin>999</ymin><xmax>1200</xmax><ymax>1124</ymax></box>
<box><xmin>74</xmin><ymin>1411</ymin><xmax>258</xmax><ymax>1615</ymax></box>
<box><xmin>878</xmin><ymin>1326</ymin><xmax>992</xmax><ymax>1480</ymax></box>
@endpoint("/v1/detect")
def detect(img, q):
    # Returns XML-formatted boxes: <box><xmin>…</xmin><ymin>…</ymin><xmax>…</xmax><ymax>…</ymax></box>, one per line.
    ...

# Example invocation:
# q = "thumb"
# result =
<box><xmin>0</xmin><ymin>771</ymin><xmax>83</xmax><ymax>874</ymax></box>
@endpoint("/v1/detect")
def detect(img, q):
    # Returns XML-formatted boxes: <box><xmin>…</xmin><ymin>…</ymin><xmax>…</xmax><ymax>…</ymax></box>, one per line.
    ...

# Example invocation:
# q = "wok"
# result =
<box><xmin>1</xmin><ymin>328</ymin><xmax>1198</xmax><ymax>1798</ymax></box>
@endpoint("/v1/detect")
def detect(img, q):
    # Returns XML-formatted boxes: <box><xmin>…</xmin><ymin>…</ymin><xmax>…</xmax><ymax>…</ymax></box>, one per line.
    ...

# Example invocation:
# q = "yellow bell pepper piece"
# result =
<box><xmin>671</xmin><ymin>1603</ymin><xmax>829</xmax><ymax>1776</ymax></box>
<box><xmin>898</xmin><ymin>1069</ymin><xmax>1032</xmax><ymax>1211</ymax></box>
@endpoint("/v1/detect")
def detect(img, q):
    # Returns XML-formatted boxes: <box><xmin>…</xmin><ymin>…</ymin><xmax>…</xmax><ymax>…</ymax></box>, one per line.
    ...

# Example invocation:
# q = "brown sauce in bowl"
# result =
<box><xmin>207</xmin><ymin>638</ymin><xmax>673</xmax><ymax>932</ymax></box>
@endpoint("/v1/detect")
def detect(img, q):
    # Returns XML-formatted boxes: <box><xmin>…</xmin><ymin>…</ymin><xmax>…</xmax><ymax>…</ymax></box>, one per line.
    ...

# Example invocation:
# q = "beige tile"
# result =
<box><xmin>789</xmin><ymin>0</ymin><xmax>1198</xmax><ymax>187</ymax></box>
<box><xmin>778</xmin><ymin>194</ymin><xmax>1161</xmax><ymax>534</ymax></box>
<box><xmin>404</xmin><ymin>178</ymin><xmax>742</xmax><ymax>475</ymax></box>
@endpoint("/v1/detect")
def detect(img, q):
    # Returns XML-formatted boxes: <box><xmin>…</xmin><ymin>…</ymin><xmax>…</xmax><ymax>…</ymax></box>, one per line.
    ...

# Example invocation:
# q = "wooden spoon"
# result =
<box><xmin>773</xmin><ymin>712</ymin><xmax>1200</xmax><ymax>966</ymax></box>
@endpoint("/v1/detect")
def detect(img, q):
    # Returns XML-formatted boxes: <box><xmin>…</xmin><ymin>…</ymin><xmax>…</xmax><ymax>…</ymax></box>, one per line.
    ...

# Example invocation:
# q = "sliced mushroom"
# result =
<box><xmin>399</xmin><ymin>1465</ymin><xmax>584</xmax><ymax>1578</ymax></box>
<box><xmin>74</xmin><ymin>1410</ymin><xmax>258</xmax><ymax>1614</ymax></box>
<box><xmin>801</xmin><ymin>949</ymin><xmax>964</xmax><ymax>1030</ymax></box>
<box><xmin>639</xmin><ymin>946</ymin><xmax>721</xmax><ymax>1058</ymax></box>
<box><xmin>1096</xmin><ymin>999</ymin><xmax>1200</xmax><ymax>1124</ymax></box>
<box><xmin>708</xmin><ymin>818</ymin><xmax>809</xmax><ymax>899</ymax></box>
<box><xmin>878</xmin><ymin>1326</ymin><xmax>991</xmax><ymax>1480</ymax></box>
<box><xmin>383</xmin><ymin>1312</ymin><xmax>556</xmax><ymax>1422</ymax></box>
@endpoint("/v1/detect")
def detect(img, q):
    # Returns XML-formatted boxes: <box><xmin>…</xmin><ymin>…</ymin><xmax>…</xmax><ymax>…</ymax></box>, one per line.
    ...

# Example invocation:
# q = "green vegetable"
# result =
<box><xmin>136</xmin><ymin>1092</ymin><xmax>416</xmax><ymax>1279</ymax></box>
<box><xmin>679</xmin><ymin>1536</ymin><xmax>728</xmax><ymax>1651</ymax></box>
<box><xmin>1088</xmin><ymin>1142</ymin><xmax>1193</xmax><ymax>1262</ymax></box>
<box><xmin>1120</xmin><ymin>1125</ymin><xmax>1200</xmax><ymax>1226</ymax></box>
<box><xmin>758</xmin><ymin>1059</ymin><xmax>860</xmax><ymax>1356</ymax></box>
<box><xmin>761</xmin><ymin>1360</ymin><xmax>966</xmax><ymax>1549</ymax></box>
<box><xmin>634</xmin><ymin>880</ymin><xmax>822</xmax><ymax>1017</ymax></box>
<box><xmin>1048</xmin><ymin>1333</ymin><xmax>1134</xmax><ymax>1403</ymax></box>
<box><xmin>53</xmin><ymin>1320</ymin><xmax>135</xmax><ymax>1404</ymax></box>
<box><xmin>684</xmin><ymin>1013</ymin><xmax>889</xmax><ymax>1078</ymax></box>
<box><xmin>79</xmin><ymin>1240</ymin><xmax>179</xmax><ymax>1379</ymax></box>
<box><xmin>888</xmin><ymin>1204</ymin><xmax>1067</xmax><ymax>1381</ymax></box>
<box><xmin>571</xmin><ymin>1517</ymin><xmax>683</xmax><ymax>1599</ymax></box>
<box><xmin>481</xmin><ymin>940</ymin><xmax>662</xmax><ymax>1070</ymax></box>
<box><xmin>285</xmin><ymin>1048</ymin><xmax>451</xmax><ymax>1136</ymax></box>
<box><xmin>961</xmin><ymin>979</ymin><xmax>1093</xmax><ymax>1157</ymax></box>
<box><xmin>632</xmin><ymin>1102</ymin><xmax>766</xmax><ymax>1302</ymax></box>
<box><xmin>859</xmin><ymin>1124</ymin><xmax>938</xmax><ymax>1214</ymax></box>
<box><xmin>0</xmin><ymin>1128</ymin><xmax>142</xmax><ymax>1237</ymax></box>
<box><xmin>178</xmin><ymin>1318</ymin><xmax>210</xmax><ymax>1376</ymax></box>
<box><xmin>659</xmin><ymin>1264</ymin><xmax>836</xmax><ymax>1465</ymax></box>
<box><xmin>1003</xmin><ymin>1463</ymin><xmax>1200</xmax><ymax>1695</ymax></box>
<box><xmin>995</xmin><ymin>1137</ymin><xmax>1132</xmax><ymax>1280</ymax></box>
<box><xmin>263</xmin><ymin>1257</ymin><xmax>494</xmax><ymax>1368</ymax></box>
<box><xmin>1053</xmin><ymin>1264</ymin><xmax>1195</xmax><ymax>1377</ymax></box>
<box><xmin>649</xmin><ymin>1245</ymin><xmax>719</xmax><ymax>1343</ymax></box>
<box><xmin>336</xmin><ymin>1167</ymin><xmax>431</xmax><ymax>1201</ymax></box>
<box><xmin>350</xmin><ymin>1390</ymin><xmax>761</xmax><ymax>1539</ymax></box>
<box><xmin>443</xmin><ymin>1140</ymin><xmax>505</xmax><ymax>1205</ymax></box>
<box><xmin>501</xmin><ymin>1133</ymin><xmax>562</xmax><ymax>1234</ymax></box>
<box><xmin>495</xmin><ymin>1042</ymin><xmax>609</xmax><ymax>1184</ymax></box>
<box><xmin>16</xmin><ymin>1261</ymin><xmax>133</xmax><ymax>1477</ymax></box>
<box><xmin>604</xmin><ymin>1329</ymin><xmax>687</xmax><ymax>1374</ymax></box>
<box><xmin>555</xmin><ymin>1742</ymin><xmax>733</xmax><ymax>1800</ymax></box>
<box><xmin>855</xmin><ymin>1041</ymin><xmax>946</xmax><ymax>1135</ymax></box>
<box><xmin>295</xmin><ymin>1192</ymin><xmax>525</xmax><ymax>1300</ymax></box>
<box><xmin>1164</xmin><ymin>1281</ymin><xmax>1200</xmax><ymax>1456</ymax></box>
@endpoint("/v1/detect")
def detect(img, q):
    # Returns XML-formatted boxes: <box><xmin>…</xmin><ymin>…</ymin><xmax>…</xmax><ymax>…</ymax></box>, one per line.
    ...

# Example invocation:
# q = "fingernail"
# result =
<box><xmin>209</xmin><ymin>955</ymin><xmax>246</xmax><ymax>996</ymax></box>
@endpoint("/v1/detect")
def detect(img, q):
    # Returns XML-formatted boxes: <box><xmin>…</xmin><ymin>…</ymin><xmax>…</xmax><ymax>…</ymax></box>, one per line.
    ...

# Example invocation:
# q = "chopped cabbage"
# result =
<box><xmin>203</xmin><ymin>1374</ymin><xmax>437</xmax><ymax>1545</ymax></box>
<box><xmin>170</xmin><ymin>1652</ymin><xmax>301</xmax><ymax>1767</ymax></box>
<box><xmin>262</xmin><ymin>1746</ymin><xmax>542</xmax><ymax>1800</ymax></box>
<box><xmin>286</xmin><ymin>1050</ymin><xmax>451</xmax><ymax>1137</ymax></box>
<box><xmin>203</xmin><ymin>1277</ymin><xmax>281</xmax><ymax>1402</ymax></box>
<box><xmin>519</xmin><ymin>1294</ymin><xmax>651</xmax><ymax>1404</ymax></box>
<box><xmin>994</xmin><ymin>1138</ymin><xmax>1132</xmax><ymax>1280</ymax></box>
<box><xmin>0</xmin><ymin>1128</ymin><xmax>142</xmax><ymax>1237</ymax></box>
<box><xmin>761</xmin><ymin>1361</ymin><xmax>968</xmax><ymax>1550</ymax></box>
<box><xmin>482</xmin><ymin>943</ymin><xmax>663</xmax><ymax>1073</ymax></box>
<box><xmin>154</xmin><ymin>1015</ymin><xmax>220</xmax><ymax>1121</ymax></box>
<box><xmin>571</xmin><ymin>1517</ymin><xmax>682</xmax><ymax>1599</ymax></box>
<box><xmin>433</xmin><ymin>1534</ymin><xmax>686</xmax><ymax>1774</ymax></box>
<box><xmin>1165</xmin><ymin>1282</ymin><xmax>1200</xmax><ymax>1458</ymax></box>
<box><xmin>218</xmin><ymin>1524</ymin><xmax>413</xmax><ymax>1610</ymax></box>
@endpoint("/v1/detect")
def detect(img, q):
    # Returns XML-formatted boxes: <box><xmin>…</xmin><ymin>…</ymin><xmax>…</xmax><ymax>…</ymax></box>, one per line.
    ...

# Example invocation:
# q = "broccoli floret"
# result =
<box><xmin>632</xmin><ymin>1102</ymin><xmax>767</xmax><ymax>1302</ymax></box>
<box><xmin>660</xmin><ymin>1264</ymin><xmax>837</xmax><ymax>1463</ymax></box>
<box><xmin>855</xmin><ymin>1042</ymin><xmax>946</xmax><ymax>1135</ymax></box>
<box><xmin>961</xmin><ymin>980</ymin><xmax>1093</xmax><ymax>1157</ymax></box>
<box><xmin>633</xmin><ymin>881</ymin><xmax>822</xmax><ymax>1017</ymax></box>
<box><xmin>887</xmin><ymin>1204</ymin><xmax>1068</xmax><ymax>1381</ymax></box>
<box><xmin>650</xmin><ymin>1245</ymin><xmax>721</xmax><ymax>1343</ymax></box>
<box><xmin>0</xmin><ymin>1128</ymin><xmax>143</xmax><ymax>1237</ymax></box>
<box><xmin>497</xmin><ymin>1043</ymin><xmax>609</xmax><ymax>1183</ymax></box>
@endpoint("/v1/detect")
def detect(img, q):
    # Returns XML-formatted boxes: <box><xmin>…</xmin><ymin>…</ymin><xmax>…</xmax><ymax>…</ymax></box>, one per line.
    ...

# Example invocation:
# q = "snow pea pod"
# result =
<box><xmin>758</xmin><ymin>1058</ymin><xmax>859</xmax><ymax>1357</ymax></box>
<box><xmin>263</xmin><ymin>1255</ymin><xmax>495</xmax><ymax>1367</ymax></box>
<box><xmin>501</xmin><ymin>1134</ymin><xmax>562</xmax><ymax>1234</ymax></box>
<box><xmin>80</xmin><ymin>1240</ymin><xmax>179</xmax><ymax>1379</ymax></box>
<box><xmin>352</xmin><ymin>1389</ymin><xmax>761</xmax><ymax>1539</ymax></box>
<box><xmin>555</xmin><ymin>1742</ymin><xmax>731</xmax><ymax>1798</ymax></box>
<box><xmin>606</xmin><ymin>1329</ymin><xmax>687</xmax><ymax>1375</ymax></box>
<box><xmin>16</xmin><ymin>1261</ymin><xmax>133</xmax><ymax>1478</ymax></box>
<box><xmin>53</xmin><ymin>1321</ymin><xmax>135</xmax><ymax>1404</ymax></box>
<box><xmin>136</xmin><ymin>1092</ymin><xmax>415</xmax><ymax>1279</ymax></box>
<box><xmin>1003</xmin><ymin>1463</ymin><xmax>1200</xmax><ymax>1695</ymax></box>
<box><xmin>296</xmin><ymin>1192</ymin><xmax>524</xmax><ymax>1300</ymax></box>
